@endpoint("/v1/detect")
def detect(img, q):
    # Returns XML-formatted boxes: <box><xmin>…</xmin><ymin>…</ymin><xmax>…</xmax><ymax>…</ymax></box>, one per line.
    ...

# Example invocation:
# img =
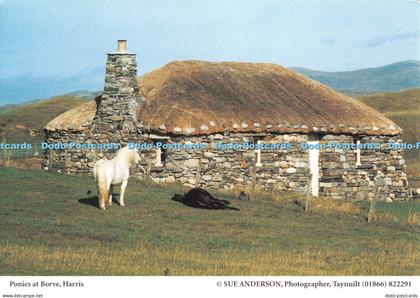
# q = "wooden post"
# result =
<box><xmin>305</xmin><ymin>173</ymin><xmax>313</xmax><ymax>212</ymax></box>
<box><xmin>143</xmin><ymin>159</ymin><xmax>153</xmax><ymax>183</ymax></box>
<box><xmin>1</xmin><ymin>136</ymin><xmax>12</xmax><ymax>167</ymax></box>
<box><xmin>195</xmin><ymin>160</ymin><xmax>201</xmax><ymax>188</ymax></box>
<box><xmin>146</xmin><ymin>159</ymin><xmax>152</xmax><ymax>175</ymax></box>
<box><xmin>369</xmin><ymin>174</ymin><xmax>384</xmax><ymax>223</ymax></box>
<box><xmin>250</xmin><ymin>162</ymin><xmax>257</xmax><ymax>201</ymax></box>
<box><xmin>408</xmin><ymin>208</ymin><xmax>415</xmax><ymax>225</ymax></box>
<box><xmin>368</xmin><ymin>186</ymin><xmax>378</xmax><ymax>223</ymax></box>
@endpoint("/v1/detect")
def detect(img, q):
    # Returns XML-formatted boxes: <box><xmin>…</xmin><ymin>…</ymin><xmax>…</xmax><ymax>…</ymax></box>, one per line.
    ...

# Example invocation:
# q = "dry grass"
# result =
<box><xmin>293</xmin><ymin>197</ymin><xmax>401</xmax><ymax>224</ymax></box>
<box><xmin>0</xmin><ymin>157</ymin><xmax>42</xmax><ymax>170</ymax></box>
<box><xmin>357</xmin><ymin>89</ymin><xmax>420</xmax><ymax>114</ymax></box>
<box><xmin>1</xmin><ymin>241</ymin><xmax>418</xmax><ymax>276</ymax></box>
<box><xmin>293</xmin><ymin>197</ymin><xmax>363</xmax><ymax>219</ymax></box>
<box><xmin>309</xmin><ymin>198</ymin><xmax>361</xmax><ymax>216</ymax></box>
<box><xmin>408</xmin><ymin>209</ymin><xmax>419</xmax><ymax>226</ymax></box>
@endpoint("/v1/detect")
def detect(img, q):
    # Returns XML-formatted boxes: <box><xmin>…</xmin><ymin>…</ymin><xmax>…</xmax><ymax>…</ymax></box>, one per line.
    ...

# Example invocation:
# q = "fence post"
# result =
<box><xmin>250</xmin><ymin>162</ymin><xmax>257</xmax><ymax>201</ymax></box>
<box><xmin>305</xmin><ymin>173</ymin><xmax>313</xmax><ymax>212</ymax></box>
<box><xmin>146</xmin><ymin>159</ymin><xmax>152</xmax><ymax>175</ymax></box>
<box><xmin>368</xmin><ymin>186</ymin><xmax>378</xmax><ymax>223</ymax></box>
<box><xmin>195</xmin><ymin>160</ymin><xmax>201</xmax><ymax>188</ymax></box>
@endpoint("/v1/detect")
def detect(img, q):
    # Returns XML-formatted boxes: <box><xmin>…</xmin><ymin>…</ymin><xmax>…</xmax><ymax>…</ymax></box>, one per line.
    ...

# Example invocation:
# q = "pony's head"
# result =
<box><xmin>172</xmin><ymin>194</ymin><xmax>183</xmax><ymax>202</ymax></box>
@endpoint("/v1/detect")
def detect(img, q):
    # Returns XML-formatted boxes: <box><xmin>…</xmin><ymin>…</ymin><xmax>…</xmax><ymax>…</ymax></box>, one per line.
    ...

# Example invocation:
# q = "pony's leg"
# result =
<box><xmin>108</xmin><ymin>185</ymin><xmax>113</xmax><ymax>207</ymax></box>
<box><xmin>98</xmin><ymin>193</ymin><xmax>105</xmax><ymax>210</ymax></box>
<box><xmin>120</xmin><ymin>180</ymin><xmax>128</xmax><ymax>206</ymax></box>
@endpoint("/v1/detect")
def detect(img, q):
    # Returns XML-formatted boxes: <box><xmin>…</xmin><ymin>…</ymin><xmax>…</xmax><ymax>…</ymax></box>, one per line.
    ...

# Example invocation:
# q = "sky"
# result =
<box><xmin>0</xmin><ymin>0</ymin><xmax>419</xmax><ymax>102</ymax></box>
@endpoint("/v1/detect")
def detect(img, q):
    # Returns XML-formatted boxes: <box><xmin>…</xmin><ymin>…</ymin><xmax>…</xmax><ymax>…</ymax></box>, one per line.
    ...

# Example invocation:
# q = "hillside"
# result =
<box><xmin>0</xmin><ymin>95</ymin><xmax>90</xmax><ymax>143</ymax></box>
<box><xmin>0</xmin><ymin>104</ymin><xmax>18</xmax><ymax>115</ymax></box>
<box><xmin>294</xmin><ymin>60</ymin><xmax>420</xmax><ymax>95</ymax></box>
<box><xmin>358</xmin><ymin>89</ymin><xmax>420</xmax><ymax>179</ymax></box>
<box><xmin>358</xmin><ymin>89</ymin><xmax>420</xmax><ymax>144</ymax></box>
<box><xmin>357</xmin><ymin>88</ymin><xmax>420</xmax><ymax>113</ymax></box>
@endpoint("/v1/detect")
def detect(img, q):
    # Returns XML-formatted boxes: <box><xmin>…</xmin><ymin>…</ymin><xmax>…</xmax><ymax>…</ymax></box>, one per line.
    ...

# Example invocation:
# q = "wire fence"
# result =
<box><xmin>1</xmin><ymin>143</ymin><xmax>43</xmax><ymax>160</ymax></box>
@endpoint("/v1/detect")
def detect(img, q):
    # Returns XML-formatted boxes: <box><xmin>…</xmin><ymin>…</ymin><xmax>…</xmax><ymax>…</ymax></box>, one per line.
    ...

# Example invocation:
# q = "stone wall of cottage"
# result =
<box><xmin>43</xmin><ymin>129</ymin><xmax>409</xmax><ymax>201</ymax></box>
<box><xmin>141</xmin><ymin>133</ymin><xmax>310</xmax><ymax>194</ymax></box>
<box><xmin>318</xmin><ymin>134</ymin><xmax>408</xmax><ymax>201</ymax></box>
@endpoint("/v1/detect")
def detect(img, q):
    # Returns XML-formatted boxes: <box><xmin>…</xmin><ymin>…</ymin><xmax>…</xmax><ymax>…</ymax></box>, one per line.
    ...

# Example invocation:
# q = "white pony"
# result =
<box><xmin>93</xmin><ymin>146</ymin><xmax>141</xmax><ymax>210</ymax></box>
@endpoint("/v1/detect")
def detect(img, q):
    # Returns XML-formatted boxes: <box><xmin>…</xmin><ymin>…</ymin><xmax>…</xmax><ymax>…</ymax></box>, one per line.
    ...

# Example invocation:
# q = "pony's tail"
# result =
<box><xmin>97</xmin><ymin>175</ymin><xmax>109</xmax><ymax>210</ymax></box>
<box><xmin>94</xmin><ymin>162</ymin><xmax>108</xmax><ymax>210</ymax></box>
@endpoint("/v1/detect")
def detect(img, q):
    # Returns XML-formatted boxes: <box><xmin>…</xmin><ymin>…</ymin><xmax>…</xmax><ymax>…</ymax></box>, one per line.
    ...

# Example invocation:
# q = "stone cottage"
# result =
<box><xmin>43</xmin><ymin>40</ymin><xmax>409</xmax><ymax>201</ymax></box>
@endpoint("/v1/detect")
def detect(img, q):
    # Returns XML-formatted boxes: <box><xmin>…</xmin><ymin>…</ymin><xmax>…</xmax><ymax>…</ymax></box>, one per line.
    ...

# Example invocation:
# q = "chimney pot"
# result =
<box><xmin>117</xmin><ymin>40</ymin><xmax>127</xmax><ymax>53</ymax></box>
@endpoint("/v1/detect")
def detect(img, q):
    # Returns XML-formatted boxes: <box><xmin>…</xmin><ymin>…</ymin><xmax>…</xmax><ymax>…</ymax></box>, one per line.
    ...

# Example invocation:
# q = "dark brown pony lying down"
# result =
<box><xmin>172</xmin><ymin>188</ymin><xmax>239</xmax><ymax>211</ymax></box>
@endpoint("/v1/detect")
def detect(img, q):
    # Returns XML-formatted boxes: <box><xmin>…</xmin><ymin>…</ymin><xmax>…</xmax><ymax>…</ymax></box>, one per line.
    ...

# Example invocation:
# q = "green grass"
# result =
<box><xmin>356</xmin><ymin>201</ymin><xmax>419</xmax><ymax>223</ymax></box>
<box><xmin>0</xmin><ymin>168</ymin><xmax>418</xmax><ymax>275</ymax></box>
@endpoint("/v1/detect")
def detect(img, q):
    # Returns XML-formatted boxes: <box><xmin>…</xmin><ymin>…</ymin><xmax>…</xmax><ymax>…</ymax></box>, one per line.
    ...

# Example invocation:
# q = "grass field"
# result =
<box><xmin>0</xmin><ymin>168</ymin><xmax>418</xmax><ymax>275</ymax></box>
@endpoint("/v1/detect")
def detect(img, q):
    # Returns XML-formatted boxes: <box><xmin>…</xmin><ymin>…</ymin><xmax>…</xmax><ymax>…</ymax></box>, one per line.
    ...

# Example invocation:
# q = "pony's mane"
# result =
<box><xmin>116</xmin><ymin>146</ymin><xmax>130</xmax><ymax>157</ymax></box>
<box><xmin>115</xmin><ymin>146</ymin><xmax>137</xmax><ymax>164</ymax></box>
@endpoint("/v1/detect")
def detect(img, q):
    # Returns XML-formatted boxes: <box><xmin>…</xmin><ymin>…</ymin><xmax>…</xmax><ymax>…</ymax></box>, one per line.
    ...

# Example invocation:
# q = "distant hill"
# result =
<box><xmin>63</xmin><ymin>90</ymin><xmax>103</xmax><ymax>100</ymax></box>
<box><xmin>1</xmin><ymin>60</ymin><xmax>419</xmax><ymax>105</ymax></box>
<box><xmin>0</xmin><ymin>95</ymin><xmax>90</xmax><ymax>143</ymax></box>
<box><xmin>293</xmin><ymin>60</ymin><xmax>420</xmax><ymax>96</ymax></box>
<box><xmin>0</xmin><ymin>67</ymin><xmax>104</xmax><ymax>105</ymax></box>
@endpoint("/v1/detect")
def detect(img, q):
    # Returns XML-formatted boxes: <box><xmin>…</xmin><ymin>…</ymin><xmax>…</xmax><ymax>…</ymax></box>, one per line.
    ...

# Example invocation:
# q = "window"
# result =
<box><xmin>245</xmin><ymin>135</ymin><xmax>264</xmax><ymax>167</ymax></box>
<box><xmin>155</xmin><ymin>147</ymin><xmax>163</xmax><ymax>167</ymax></box>
<box><xmin>254</xmin><ymin>140</ymin><xmax>262</xmax><ymax>167</ymax></box>
<box><xmin>152</xmin><ymin>138</ymin><xmax>169</xmax><ymax>167</ymax></box>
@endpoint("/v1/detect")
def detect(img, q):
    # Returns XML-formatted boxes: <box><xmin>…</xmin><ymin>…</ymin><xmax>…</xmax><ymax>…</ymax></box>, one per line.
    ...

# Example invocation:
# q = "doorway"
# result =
<box><xmin>307</xmin><ymin>135</ymin><xmax>319</xmax><ymax>197</ymax></box>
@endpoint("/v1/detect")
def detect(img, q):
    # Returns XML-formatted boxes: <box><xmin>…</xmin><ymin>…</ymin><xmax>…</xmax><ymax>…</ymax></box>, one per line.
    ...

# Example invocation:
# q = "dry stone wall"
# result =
<box><xmin>318</xmin><ymin>134</ymin><xmax>408</xmax><ymax>201</ymax></box>
<box><xmin>92</xmin><ymin>53</ymin><xmax>140</xmax><ymax>139</ymax></box>
<box><xmin>43</xmin><ymin>128</ymin><xmax>409</xmax><ymax>201</ymax></box>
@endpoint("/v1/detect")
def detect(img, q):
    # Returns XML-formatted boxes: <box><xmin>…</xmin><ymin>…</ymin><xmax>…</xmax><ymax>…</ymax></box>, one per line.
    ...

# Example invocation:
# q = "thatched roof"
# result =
<box><xmin>45</xmin><ymin>100</ymin><xmax>96</xmax><ymax>131</ymax></box>
<box><xmin>45</xmin><ymin>60</ymin><xmax>401</xmax><ymax>135</ymax></box>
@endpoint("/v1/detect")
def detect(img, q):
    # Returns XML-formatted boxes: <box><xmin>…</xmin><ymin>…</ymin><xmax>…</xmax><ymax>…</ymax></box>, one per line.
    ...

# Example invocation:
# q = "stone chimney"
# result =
<box><xmin>93</xmin><ymin>40</ymin><xmax>141</xmax><ymax>137</ymax></box>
